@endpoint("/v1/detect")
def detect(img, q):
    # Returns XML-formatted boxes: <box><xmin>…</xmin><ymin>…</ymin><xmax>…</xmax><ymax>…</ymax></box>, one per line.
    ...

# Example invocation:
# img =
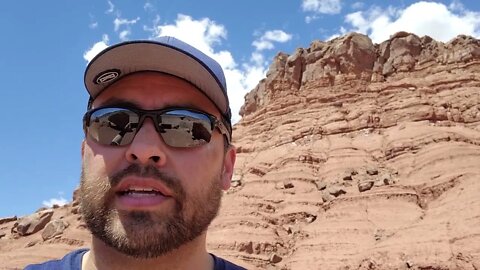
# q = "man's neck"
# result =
<box><xmin>82</xmin><ymin>235</ymin><xmax>213</xmax><ymax>270</ymax></box>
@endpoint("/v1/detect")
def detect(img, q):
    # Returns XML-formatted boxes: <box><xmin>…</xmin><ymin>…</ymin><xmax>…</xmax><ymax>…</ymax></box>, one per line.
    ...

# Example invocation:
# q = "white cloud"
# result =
<box><xmin>89</xmin><ymin>22</ymin><xmax>98</xmax><ymax>29</ymax></box>
<box><xmin>106</xmin><ymin>0</ymin><xmax>115</xmax><ymax>14</ymax></box>
<box><xmin>119</xmin><ymin>30</ymin><xmax>130</xmax><ymax>40</ymax></box>
<box><xmin>112</xmin><ymin>16</ymin><xmax>140</xmax><ymax>41</ymax></box>
<box><xmin>42</xmin><ymin>197</ymin><xmax>68</xmax><ymax>208</ymax></box>
<box><xmin>252</xmin><ymin>40</ymin><xmax>274</xmax><ymax>51</ymax></box>
<box><xmin>114</xmin><ymin>17</ymin><xmax>140</xmax><ymax>32</ymax></box>
<box><xmin>302</xmin><ymin>0</ymin><xmax>342</xmax><ymax>14</ymax></box>
<box><xmin>342</xmin><ymin>2</ymin><xmax>480</xmax><ymax>43</ymax></box>
<box><xmin>88</xmin><ymin>13</ymin><xmax>98</xmax><ymax>29</ymax></box>
<box><xmin>345</xmin><ymin>10</ymin><xmax>370</xmax><ymax>34</ymax></box>
<box><xmin>252</xmin><ymin>30</ymin><xmax>292</xmax><ymax>51</ymax></box>
<box><xmin>449</xmin><ymin>0</ymin><xmax>465</xmax><ymax>12</ymax></box>
<box><xmin>250</xmin><ymin>52</ymin><xmax>265</xmax><ymax>66</ymax></box>
<box><xmin>264</xmin><ymin>30</ymin><xmax>292</xmax><ymax>42</ymax></box>
<box><xmin>143</xmin><ymin>15</ymin><xmax>161</xmax><ymax>33</ymax></box>
<box><xmin>144</xmin><ymin>2</ymin><xmax>155</xmax><ymax>12</ymax></box>
<box><xmin>83</xmin><ymin>34</ymin><xmax>109</xmax><ymax>62</ymax></box>
<box><xmin>326</xmin><ymin>26</ymin><xmax>347</xmax><ymax>41</ymax></box>
<box><xmin>151</xmin><ymin>14</ymin><xmax>268</xmax><ymax>123</ymax></box>
<box><xmin>351</xmin><ymin>2</ymin><xmax>364</xmax><ymax>10</ymax></box>
<box><xmin>305</xmin><ymin>15</ymin><xmax>319</xmax><ymax>24</ymax></box>
<box><xmin>241</xmin><ymin>64</ymin><xmax>266</xmax><ymax>92</ymax></box>
<box><xmin>153</xmin><ymin>14</ymin><xmax>227</xmax><ymax>57</ymax></box>
<box><xmin>144</xmin><ymin>15</ymin><xmax>160</xmax><ymax>33</ymax></box>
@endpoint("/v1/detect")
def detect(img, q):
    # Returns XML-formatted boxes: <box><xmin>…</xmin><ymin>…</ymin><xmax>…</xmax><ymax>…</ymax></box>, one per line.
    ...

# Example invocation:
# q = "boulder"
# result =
<box><xmin>0</xmin><ymin>216</ymin><xmax>17</xmax><ymax>225</ymax></box>
<box><xmin>381</xmin><ymin>173</ymin><xmax>395</xmax><ymax>185</ymax></box>
<box><xmin>16</xmin><ymin>210</ymin><xmax>53</xmax><ymax>236</ymax></box>
<box><xmin>70</xmin><ymin>206</ymin><xmax>80</xmax><ymax>215</ymax></box>
<box><xmin>321</xmin><ymin>191</ymin><xmax>335</xmax><ymax>202</ymax></box>
<box><xmin>283</xmin><ymin>181</ymin><xmax>294</xmax><ymax>189</ymax></box>
<box><xmin>72</xmin><ymin>186</ymin><xmax>81</xmax><ymax>207</ymax></box>
<box><xmin>358</xmin><ymin>181</ymin><xmax>374</xmax><ymax>192</ymax></box>
<box><xmin>366</xmin><ymin>167</ymin><xmax>379</xmax><ymax>175</ymax></box>
<box><xmin>315</xmin><ymin>180</ymin><xmax>327</xmax><ymax>191</ymax></box>
<box><xmin>269</xmin><ymin>253</ymin><xmax>283</xmax><ymax>264</ymax></box>
<box><xmin>238</xmin><ymin>241</ymin><xmax>254</xmax><ymax>254</ymax></box>
<box><xmin>328</xmin><ymin>186</ymin><xmax>347</xmax><ymax>197</ymax></box>
<box><xmin>42</xmin><ymin>219</ymin><xmax>69</xmax><ymax>241</ymax></box>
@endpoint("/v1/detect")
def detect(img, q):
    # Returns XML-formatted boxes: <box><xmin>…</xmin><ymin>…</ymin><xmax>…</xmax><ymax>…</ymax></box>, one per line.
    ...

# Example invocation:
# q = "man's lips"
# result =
<box><xmin>114</xmin><ymin>177</ymin><xmax>174</xmax><ymax>197</ymax></box>
<box><xmin>113</xmin><ymin>177</ymin><xmax>174</xmax><ymax>209</ymax></box>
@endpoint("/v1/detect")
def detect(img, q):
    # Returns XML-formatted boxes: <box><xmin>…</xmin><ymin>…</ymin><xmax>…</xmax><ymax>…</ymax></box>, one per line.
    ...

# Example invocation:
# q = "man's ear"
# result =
<box><xmin>221</xmin><ymin>145</ymin><xmax>236</xmax><ymax>190</ymax></box>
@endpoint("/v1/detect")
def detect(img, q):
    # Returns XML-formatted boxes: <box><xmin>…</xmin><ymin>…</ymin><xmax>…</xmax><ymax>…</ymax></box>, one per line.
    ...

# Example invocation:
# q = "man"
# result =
<box><xmin>26</xmin><ymin>37</ymin><xmax>245</xmax><ymax>270</ymax></box>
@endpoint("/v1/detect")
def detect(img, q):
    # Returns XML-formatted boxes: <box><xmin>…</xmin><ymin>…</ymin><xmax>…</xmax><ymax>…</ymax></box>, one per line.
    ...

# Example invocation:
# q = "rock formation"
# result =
<box><xmin>0</xmin><ymin>32</ymin><xmax>479</xmax><ymax>269</ymax></box>
<box><xmin>213</xmin><ymin>32</ymin><xmax>480</xmax><ymax>270</ymax></box>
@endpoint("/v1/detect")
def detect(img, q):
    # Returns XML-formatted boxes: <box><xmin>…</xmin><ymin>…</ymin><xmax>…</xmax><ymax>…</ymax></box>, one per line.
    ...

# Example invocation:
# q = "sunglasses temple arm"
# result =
<box><xmin>215</xmin><ymin>120</ymin><xmax>231</xmax><ymax>144</ymax></box>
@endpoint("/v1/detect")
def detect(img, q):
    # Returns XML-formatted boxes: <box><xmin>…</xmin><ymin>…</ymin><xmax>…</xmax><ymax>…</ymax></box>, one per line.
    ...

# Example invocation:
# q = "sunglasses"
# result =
<box><xmin>83</xmin><ymin>106</ymin><xmax>231</xmax><ymax>147</ymax></box>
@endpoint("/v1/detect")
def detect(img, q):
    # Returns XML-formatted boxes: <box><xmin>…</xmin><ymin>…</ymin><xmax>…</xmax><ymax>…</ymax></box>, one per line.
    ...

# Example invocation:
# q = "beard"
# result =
<box><xmin>79</xmin><ymin>163</ymin><xmax>223</xmax><ymax>259</ymax></box>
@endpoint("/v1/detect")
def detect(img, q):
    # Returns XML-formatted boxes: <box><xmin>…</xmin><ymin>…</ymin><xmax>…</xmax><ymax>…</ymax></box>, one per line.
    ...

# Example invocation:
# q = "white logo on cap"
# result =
<box><xmin>95</xmin><ymin>69</ymin><xmax>121</xmax><ymax>84</ymax></box>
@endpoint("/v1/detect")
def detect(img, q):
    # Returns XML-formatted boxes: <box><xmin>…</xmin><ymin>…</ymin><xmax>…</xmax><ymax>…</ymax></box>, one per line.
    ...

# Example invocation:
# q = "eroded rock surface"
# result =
<box><xmin>212</xmin><ymin>32</ymin><xmax>480</xmax><ymax>269</ymax></box>
<box><xmin>42</xmin><ymin>219</ymin><xmax>69</xmax><ymax>241</ymax></box>
<box><xmin>15</xmin><ymin>210</ymin><xmax>53</xmax><ymax>236</ymax></box>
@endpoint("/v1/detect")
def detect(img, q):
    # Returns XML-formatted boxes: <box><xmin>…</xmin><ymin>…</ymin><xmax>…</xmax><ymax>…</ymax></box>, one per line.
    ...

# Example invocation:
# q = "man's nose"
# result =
<box><xmin>125</xmin><ymin>118</ymin><xmax>167</xmax><ymax>166</ymax></box>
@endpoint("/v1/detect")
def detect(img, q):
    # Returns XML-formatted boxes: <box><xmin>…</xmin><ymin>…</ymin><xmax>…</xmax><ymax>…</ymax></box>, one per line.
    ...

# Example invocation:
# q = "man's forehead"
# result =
<box><xmin>93</xmin><ymin>96</ymin><xmax>204</xmax><ymax>111</ymax></box>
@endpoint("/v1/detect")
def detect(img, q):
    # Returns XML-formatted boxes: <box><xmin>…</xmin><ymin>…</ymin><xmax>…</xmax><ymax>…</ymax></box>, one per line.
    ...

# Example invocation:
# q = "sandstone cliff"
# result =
<box><xmin>1</xmin><ymin>32</ymin><xmax>479</xmax><ymax>270</ymax></box>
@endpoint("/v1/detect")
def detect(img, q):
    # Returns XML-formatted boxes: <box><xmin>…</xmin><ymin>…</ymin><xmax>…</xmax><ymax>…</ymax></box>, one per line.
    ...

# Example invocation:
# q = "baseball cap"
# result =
<box><xmin>83</xmin><ymin>36</ymin><xmax>232</xmax><ymax>128</ymax></box>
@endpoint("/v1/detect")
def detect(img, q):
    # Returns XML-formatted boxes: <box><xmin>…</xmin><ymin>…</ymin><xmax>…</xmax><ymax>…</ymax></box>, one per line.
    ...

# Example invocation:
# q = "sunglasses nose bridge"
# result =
<box><xmin>137</xmin><ymin>112</ymin><xmax>161</xmax><ymax>133</ymax></box>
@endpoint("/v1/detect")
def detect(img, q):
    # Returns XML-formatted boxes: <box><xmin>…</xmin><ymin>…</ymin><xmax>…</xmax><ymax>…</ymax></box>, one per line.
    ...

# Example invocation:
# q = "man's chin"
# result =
<box><xmin>88</xmin><ymin>210</ymin><xmax>195</xmax><ymax>259</ymax></box>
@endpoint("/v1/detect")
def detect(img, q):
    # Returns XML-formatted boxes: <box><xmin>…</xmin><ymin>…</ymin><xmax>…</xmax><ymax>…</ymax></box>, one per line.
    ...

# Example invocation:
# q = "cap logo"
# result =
<box><xmin>94</xmin><ymin>69</ymin><xmax>121</xmax><ymax>84</ymax></box>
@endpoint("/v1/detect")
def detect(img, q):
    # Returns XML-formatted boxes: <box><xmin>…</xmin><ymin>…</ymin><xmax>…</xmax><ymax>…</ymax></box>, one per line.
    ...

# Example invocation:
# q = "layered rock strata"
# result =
<box><xmin>209</xmin><ymin>32</ymin><xmax>480</xmax><ymax>269</ymax></box>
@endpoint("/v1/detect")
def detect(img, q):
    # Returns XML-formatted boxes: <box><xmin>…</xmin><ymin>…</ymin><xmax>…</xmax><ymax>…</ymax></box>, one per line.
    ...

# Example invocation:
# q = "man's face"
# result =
<box><xmin>79</xmin><ymin>72</ymin><xmax>235</xmax><ymax>258</ymax></box>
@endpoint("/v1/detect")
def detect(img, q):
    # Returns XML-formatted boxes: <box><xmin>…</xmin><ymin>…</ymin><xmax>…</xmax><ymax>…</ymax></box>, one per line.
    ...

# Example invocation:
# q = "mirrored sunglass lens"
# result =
<box><xmin>158</xmin><ymin>110</ymin><xmax>213</xmax><ymax>147</ymax></box>
<box><xmin>88</xmin><ymin>108</ymin><xmax>139</xmax><ymax>146</ymax></box>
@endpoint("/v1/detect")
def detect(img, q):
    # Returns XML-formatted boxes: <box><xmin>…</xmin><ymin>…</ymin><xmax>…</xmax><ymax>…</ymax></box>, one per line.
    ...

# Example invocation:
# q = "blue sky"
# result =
<box><xmin>1</xmin><ymin>0</ymin><xmax>479</xmax><ymax>217</ymax></box>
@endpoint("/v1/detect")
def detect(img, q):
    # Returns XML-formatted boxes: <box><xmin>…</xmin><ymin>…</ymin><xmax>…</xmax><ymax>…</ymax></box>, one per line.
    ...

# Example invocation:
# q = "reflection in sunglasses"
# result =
<box><xmin>84</xmin><ymin>107</ymin><xmax>230</xmax><ymax>147</ymax></box>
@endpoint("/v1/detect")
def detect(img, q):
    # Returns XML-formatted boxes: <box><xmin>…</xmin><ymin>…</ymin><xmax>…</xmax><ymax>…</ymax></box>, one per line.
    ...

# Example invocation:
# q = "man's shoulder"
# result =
<box><xmin>24</xmin><ymin>250</ymin><xmax>246</xmax><ymax>270</ymax></box>
<box><xmin>24</xmin><ymin>249</ymin><xmax>88</xmax><ymax>270</ymax></box>
<box><xmin>212</xmin><ymin>254</ymin><xmax>247</xmax><ymax>270</ymax></box>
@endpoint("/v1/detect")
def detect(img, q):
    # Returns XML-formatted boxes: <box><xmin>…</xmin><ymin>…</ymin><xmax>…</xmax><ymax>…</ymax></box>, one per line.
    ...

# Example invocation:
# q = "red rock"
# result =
<box><xmin>0</xmin><ymin>216</ymin><xmax>17</xmax><ymax>225</ymax></box>
<box><xmin>16</xmin><ymin>210</ymin><xmax>53</xmax><ymax>236</ymax></box>
<box><xmin>41</xmin><ymin>219</ymin><xmax>69</xmax><ymax>241</ymax></box>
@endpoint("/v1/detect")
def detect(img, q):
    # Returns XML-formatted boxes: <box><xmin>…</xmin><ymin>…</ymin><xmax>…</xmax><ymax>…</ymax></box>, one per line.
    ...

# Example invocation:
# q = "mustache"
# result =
<box><xmin>109</xmin><ymin>164</ymin><xmax>184</xmax><ymax>198</ymax></box>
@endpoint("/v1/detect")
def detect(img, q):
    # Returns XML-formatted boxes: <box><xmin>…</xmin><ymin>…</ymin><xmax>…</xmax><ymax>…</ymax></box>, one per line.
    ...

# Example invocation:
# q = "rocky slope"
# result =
<box><xmin>1</xmin><ymin>32</ymin><xmax>480</xmax><ymax>270</ymax></box>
